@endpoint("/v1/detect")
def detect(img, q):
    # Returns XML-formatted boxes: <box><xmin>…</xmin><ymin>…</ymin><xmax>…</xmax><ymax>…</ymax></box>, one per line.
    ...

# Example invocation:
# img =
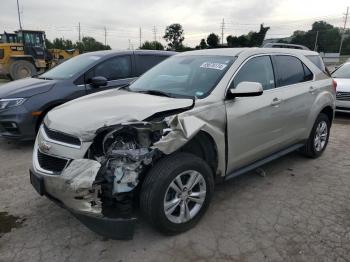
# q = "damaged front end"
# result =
<box><xmin>30</xmin><ymin>100</ymin><xmax>221</xmax><ymax>239</ymax></box>
<box><xmin>31</xmin><ymin>120</ymin><xmax>169</xmax><ymax>239</ymax></box>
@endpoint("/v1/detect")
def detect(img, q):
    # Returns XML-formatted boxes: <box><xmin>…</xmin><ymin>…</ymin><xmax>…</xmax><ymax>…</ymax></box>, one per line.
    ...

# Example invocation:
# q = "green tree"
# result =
<box><xmin>199</xmin><ymin>38</ymin><xmax>208</xmax><ymax>49</ymax></box>
<box><xmin>290</xmin><ymin>21</ymin><xmax>341</xmax><ymax>52</ymax></box>
<box><xmin>163</xmin><ymin>23</ymin><xmax>185</xmax><ymax>50</ymax></box>
<box><xmin>227</xmin><ymin>35</ymin><xmax>240</xmax><ymax>47</ymax></box>
<box><xmin>75</xmin><ymin>36</ymin><xmax>111</xmax><ymax>53</ymax></box>
<box><xmin>140</xmin><ymin>41</ymin><xmax>164</xmax><ymax>50</ymax></box>
<box><xmin>226</xmin><ymin>24</ymin><xmax>269</xmax><ymax>47</ymax></box>
<box><xmin>206</xmin><ymin>33</ymin><xmax>219</xmax><ymax>48</ymax></box>
<box><xmin>45</xmin><ymin>38</ymin><xmax>53</xmax><ymax>49</ymax></box>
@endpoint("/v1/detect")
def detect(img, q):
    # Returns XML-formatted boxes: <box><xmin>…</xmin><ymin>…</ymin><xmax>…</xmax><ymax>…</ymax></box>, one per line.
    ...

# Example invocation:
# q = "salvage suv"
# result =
<box><xmin>30</xmin><ymin>48</ymin><xmax>336</xmax><ymax>239</ymax></box>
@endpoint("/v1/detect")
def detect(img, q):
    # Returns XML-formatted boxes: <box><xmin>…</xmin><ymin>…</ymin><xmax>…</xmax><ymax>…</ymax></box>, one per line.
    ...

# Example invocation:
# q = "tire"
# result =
<box><xmin>9</xmin><ymin>60</ymin><xmax>37</xmax><ymax>80</ymax></box>
<box><xmin>140</xmin><ymin>152</ymin><xmax>214</xmax><ymax>235</ymax></box>
<box><xmin>300</xmin><ymin>113</ymin><xmax>330</xmax><ymax>158</ymax></box>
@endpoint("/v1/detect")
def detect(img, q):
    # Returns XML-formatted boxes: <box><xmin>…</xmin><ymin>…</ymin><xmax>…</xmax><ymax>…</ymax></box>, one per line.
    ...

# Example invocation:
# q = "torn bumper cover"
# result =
<box><xmin>29</xmin><ymin>159</ymin><xmax>137</xmax><ymax>240</ymax></box>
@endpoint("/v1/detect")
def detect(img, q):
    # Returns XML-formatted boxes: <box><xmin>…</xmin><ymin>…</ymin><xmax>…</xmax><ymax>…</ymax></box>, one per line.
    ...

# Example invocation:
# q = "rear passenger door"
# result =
<box><xmin>271</xmin><ymin>55</ymin><xmax>315</xmax><ymax>145</ymax></box>
<box><xmin>134</xmin><ymin>54</ymin><xmax>168</xmax><ymax>76</ymax></box>
<box><xmin>85</xmin><ymin>55</ymin><xmax>135</xmax><ymax>93</ymax></box>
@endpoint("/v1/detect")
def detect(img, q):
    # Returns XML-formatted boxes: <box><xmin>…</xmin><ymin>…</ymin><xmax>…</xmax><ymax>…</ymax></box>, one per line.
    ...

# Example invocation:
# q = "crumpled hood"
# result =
<box><xmin>0</xmin><ymin>77</ymin><xmax>56</xmax><ymax>98</ymax></box>
<box><xmin>334</xmin><ymin>78</ymin><xmax>350</xmax><ymax>92</ymax></box>
<box><xmin>45</xmin><ymin>89</ymin><xmax>193</xmax><ymax>140</ymax></box>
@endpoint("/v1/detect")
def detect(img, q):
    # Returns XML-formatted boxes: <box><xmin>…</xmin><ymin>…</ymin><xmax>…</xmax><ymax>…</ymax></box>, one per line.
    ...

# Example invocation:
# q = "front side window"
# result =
<box><xmin>274</xmin><ymin>55</ymin><xmax>311</xmax><ymax>87</ymax></box>
<box><xmin>233</xmin><ymin>56</ymin><xmax>275</xmax><ymax>90</ymax></box>
<box><xmin>93</xmin><ymin>55</ymin><xmax>132</xmax><ymax>81</ymax></box>
<box><xmin>129</xmin><ymin>55</ymin><xmax>235</xmax><ymax>98</ymax></box>
<box><xmin>39</xmin><ymin>53</ymin><xmax>103</xmax><ymax>80</ymax></box>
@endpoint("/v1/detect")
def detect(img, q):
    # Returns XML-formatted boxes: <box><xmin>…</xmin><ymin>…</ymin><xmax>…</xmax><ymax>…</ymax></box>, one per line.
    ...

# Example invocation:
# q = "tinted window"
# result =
<box><xmin>93</xmin><ymin>55</ymin><xmax>132</xmax><ymax>80</ymax></box>
<box><xmin>0</xmin><ymin>49</ymin><xmax>4</xmax><ymax>59</ymax></box>
<box><xmin>135</xmin><ymin>55</ymin><xmax>168</xmax><ymax>76</ymax></box>
<box><xmin>233</xmin><ymin>56</ymin><xmax>275</xmax><ymax>90</ymax></box>
<box><xmin>274</xmin><ymin>56</ymin><xmax>307</xmax><ymax>87</ymax></box>
<box><xmin>40</xmin><ymin>53</ymin><xmax>103</xmax><ymax>80</ymax></box>
<box><xmin>303</xmin><ymin>64</ymin><xmax>313</xmax><ymax>81</ymax></box>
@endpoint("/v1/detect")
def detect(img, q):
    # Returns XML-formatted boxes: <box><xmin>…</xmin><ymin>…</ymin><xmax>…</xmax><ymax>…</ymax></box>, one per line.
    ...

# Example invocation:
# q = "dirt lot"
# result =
<box><xmin>0</xmin><ymin>110</ymin><xmax>349</xmax><ymax>261</ymax></box>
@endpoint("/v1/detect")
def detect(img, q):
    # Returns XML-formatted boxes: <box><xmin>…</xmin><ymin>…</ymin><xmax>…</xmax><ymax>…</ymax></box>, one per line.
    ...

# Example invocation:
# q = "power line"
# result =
<box><xmin>139</xmin><ymin>27</ymin><xmax>142</xmax><ymax>48</ymax></box>
<box><xmin>339</xmin><ymin>6</ymin><xmax>349</xmax><ymax>55</ymax></box>
<box><xmin>78</xmin><ymin>22</ymin><xmax>81</xmax><ymax>42</ymax></box>
<box><xmin>104</xmin><ymin>26</ymin><xmax>107</xmax><ymax>46</ymax></box>
<box><xmin>16</xmin><ymin>0</ymin><xmax>22</xmax><ymax>30</ymax></box>
<box><xmin>152</xmin><ymin>26</ymin><xmax>157</xmax><ymax>42</ymax></box>
<box><xmin>220</xmin><ymin>18</ymin><xmax>225</xmax><ymax>45</ymax></box>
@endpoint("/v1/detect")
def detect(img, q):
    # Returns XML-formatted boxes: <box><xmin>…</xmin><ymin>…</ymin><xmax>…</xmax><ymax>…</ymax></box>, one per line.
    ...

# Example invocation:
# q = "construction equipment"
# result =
<box><xmin>0</xmin><ymin>30</ymin><xmax>79</xmax><ymax>80</ymax></box>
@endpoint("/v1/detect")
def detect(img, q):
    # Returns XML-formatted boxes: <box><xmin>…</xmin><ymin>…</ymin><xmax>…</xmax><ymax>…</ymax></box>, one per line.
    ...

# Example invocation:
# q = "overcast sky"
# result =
<box><xmin>0</xmin><ymin>0</ymin><xmax>348</xmax><ymax>49</ymax></box>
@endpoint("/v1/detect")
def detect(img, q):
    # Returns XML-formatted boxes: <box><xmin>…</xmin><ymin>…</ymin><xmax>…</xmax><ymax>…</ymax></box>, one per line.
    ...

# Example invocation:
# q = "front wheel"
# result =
<box><xmin>140</xmin><ymin>153</ymin><xmax>214</xmax><ymax>235</ymax></box>
<box><xmin>300</xmin><ymin>113</ymin><xmax>330</xmax><ymax>158</ymax></box>
<box><xmin>9</xmin><ymin>60</ymin><xmax>37</xmax><ymax>80</ymax></box>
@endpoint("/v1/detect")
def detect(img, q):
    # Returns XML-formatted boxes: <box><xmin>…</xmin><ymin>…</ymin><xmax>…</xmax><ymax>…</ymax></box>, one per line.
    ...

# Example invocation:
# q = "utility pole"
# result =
<box><xmin>339</xmin><ymin>6</ymin><xmax>349</xmax><ymax>55</ymax></box>
<box><xmin>314</xmin><ymin>31</ymin><xmax>319</xmax><ymax>51</ymax></box>
<box><xmin>104</xmin><ymin>26</ymin><xmax>107</xmax><ymax>47</ymax></box>
<box><xmin>152</xmin><ymin>26</ymin><xmax>157</xmax><ymax>42</ymax></box>
<box><xmin>16</xmin><ymin>0</ymin><xmax>22</xmax><ymax>30</ymax></box>
<box><xmin>139</xmin><ymin>27</ymin><xmax>142</xmax><ymax>48</ymax></box>
<box><xmin>78</xmin><ymin>22</ymin><xmax>81</xmax><ymax>42</ymax></box>
<box><xmin>220</xmin><ymin>18</ymin><xmax>225</xmax><ymax>46</ymax></box>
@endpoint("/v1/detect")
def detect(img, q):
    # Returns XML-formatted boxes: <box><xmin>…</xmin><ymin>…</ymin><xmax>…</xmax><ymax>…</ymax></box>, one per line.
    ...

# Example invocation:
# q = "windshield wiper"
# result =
<box><xmin>137</xmin><ymin>90</ymin><xmax>174</xmax><ymax>98</ymax></box>
<box><xmin>118</xmin><ymin>83</ymin><xmax>131</xmax><ymax>91</ymax></box>
<box><xmin>37</xmin><ymin>77</ymin><xmax>54</xmax><ymax>80</ymax></box>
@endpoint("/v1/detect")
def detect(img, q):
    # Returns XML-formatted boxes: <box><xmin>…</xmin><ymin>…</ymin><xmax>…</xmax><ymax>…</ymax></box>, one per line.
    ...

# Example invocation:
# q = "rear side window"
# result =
<box><xmin>274</xmin><ymin>55</ymin><xmax>312</xmax><ymax>87</ymax></box>
<box><xmin>233</xmin><ymin>55</ymin><xmax>275</xmax><ymax>90</ymax></box>
<box><xmin>94</xmin><ymin>55</ymin><xmax>132</xmax><ymax>81</ymax></box>
<box><xmin>0</xmin><ymin>49</ymin><xmax>4</xmax><ymax>59</ymax></box>
<box><xmin>135</xmin><ymin>55</ymin><xmax>168</xmax><ymax>76</ymax></box>
<box><xmin>306</xmin><ymin>55</ymin><xmax>325</xmax><ymax>71</ymax></box>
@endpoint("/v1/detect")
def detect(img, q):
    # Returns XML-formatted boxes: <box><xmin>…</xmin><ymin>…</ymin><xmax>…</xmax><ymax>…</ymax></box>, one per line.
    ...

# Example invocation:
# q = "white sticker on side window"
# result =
<box><xmin>200</xmin><ymin>62</ymin><xmax>227</xmax><ymax>70</ymax></box>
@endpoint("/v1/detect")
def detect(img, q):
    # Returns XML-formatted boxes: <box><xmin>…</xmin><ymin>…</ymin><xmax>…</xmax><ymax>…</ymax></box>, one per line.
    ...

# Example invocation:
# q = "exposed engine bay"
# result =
<box><xmin>83</xmin><ymin>121</ymin><xmax>168</xmax><ymax>218</ymax></box>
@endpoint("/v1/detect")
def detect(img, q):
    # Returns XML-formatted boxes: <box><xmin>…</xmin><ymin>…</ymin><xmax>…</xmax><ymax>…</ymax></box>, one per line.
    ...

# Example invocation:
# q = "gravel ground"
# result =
<box><xmin>0</xmin><ymin>111</ymin><xmax>349</xmax><ymax>262</ymax></box>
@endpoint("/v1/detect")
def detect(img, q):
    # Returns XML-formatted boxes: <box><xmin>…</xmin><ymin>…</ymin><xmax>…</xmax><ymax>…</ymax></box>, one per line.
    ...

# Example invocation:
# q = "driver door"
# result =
<box><xmin>225</xmin><ymin>55</ymin><xmax>287</xmax><ymax>173</ymax></box>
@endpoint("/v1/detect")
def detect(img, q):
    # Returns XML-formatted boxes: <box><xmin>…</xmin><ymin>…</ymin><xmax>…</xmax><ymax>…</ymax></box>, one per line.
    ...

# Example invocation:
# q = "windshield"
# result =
<box><xmin>39</xmin><ymin>54</ymin><xmax>103</xmax><ymax>80</ymax></box>
<box><xmin>129</xmin><ymin>55</ymin><xmax>235</xmax><ymax>98</ymax></box>
<box><xmin>332</xmin><ymin>63</ymin><xmax>350</xmax><ymax>79</ymax></box>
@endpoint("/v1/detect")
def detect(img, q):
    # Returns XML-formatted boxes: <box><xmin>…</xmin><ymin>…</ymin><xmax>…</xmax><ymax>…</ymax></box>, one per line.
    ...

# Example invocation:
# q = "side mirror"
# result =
<box><xmin>227</xmin><ymin>81</ymin><xmax>263</xmax><ymax>98</ymax></box>
<box><xmin>90</xmin><ymin>76</ymin><xmax>108</xmax><ymax>87</ymax></box>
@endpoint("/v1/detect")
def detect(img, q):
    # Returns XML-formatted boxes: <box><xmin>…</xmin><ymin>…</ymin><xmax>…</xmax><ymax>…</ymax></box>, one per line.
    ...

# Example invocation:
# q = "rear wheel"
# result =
<box><xmin>10</xmin><ymin>60</ymin><xmax>37</xmax><ymax>80</ymax></box>
<box><xmin>140</xmin><ymin>153</ymin><xmax>214</xmax><ymax>234</ymax></box>
<box><xmin>300</xmin><ymin>113</ymin><xmax>330</xmax><ymax>158</ymax></box>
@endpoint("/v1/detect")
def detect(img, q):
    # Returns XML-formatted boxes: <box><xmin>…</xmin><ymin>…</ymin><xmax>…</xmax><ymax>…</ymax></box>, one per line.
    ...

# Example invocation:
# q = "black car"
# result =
<box><xmin>0</xmin><ymin>50</ymin><xmax>175</xmax><ymax>140</ymax></box>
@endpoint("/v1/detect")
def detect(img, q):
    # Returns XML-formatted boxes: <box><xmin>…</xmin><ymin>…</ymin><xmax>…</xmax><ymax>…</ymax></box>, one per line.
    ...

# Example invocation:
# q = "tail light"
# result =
<box><xmin>332</xmin><ymin>79</ymin><xmax>337</xmax><ymax>92</ymax></box>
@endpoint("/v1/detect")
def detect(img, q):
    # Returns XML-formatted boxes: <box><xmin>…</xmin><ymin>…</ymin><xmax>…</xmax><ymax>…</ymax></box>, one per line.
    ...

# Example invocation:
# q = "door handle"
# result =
<box><xmin>309</xmin><ymin>86</ymin><xmax>316</xmax><ymax>94</ymax></box>
<box><xmin>270</xmin><ymin>97</ymin><xmax>282</xmax><ymax>106</ymax></box>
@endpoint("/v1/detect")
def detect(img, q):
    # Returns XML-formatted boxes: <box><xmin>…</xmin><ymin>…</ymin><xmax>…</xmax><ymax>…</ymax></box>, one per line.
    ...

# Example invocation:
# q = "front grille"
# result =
<box><xmin>43</xmin><ymin>125</ymin><xmax>81</xmax><ymax>146</ymax></box>
<box><xmin>37</xmin><ymin>150</ymin><xmax>68</xmax><ymax>173</ymax></box>
<box><xmin>336</xmin><ymin>92</ymin><xmax>350</xmax><ymax>101</ymax></box>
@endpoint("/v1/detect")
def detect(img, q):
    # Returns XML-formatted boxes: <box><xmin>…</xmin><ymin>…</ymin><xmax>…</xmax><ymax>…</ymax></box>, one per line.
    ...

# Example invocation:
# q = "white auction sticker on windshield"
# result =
<box><xmin>200</xmin><ymin>62</ymin><xmax>227</xmax><ymax>70</ymax></box>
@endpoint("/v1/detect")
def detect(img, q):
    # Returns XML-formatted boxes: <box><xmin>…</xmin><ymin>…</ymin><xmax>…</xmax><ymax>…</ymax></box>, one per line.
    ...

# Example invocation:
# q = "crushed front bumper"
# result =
<box><xmin>29</xmin><ymin>167</ymin><xmax>137</xmax><ymax>240</ymax></box>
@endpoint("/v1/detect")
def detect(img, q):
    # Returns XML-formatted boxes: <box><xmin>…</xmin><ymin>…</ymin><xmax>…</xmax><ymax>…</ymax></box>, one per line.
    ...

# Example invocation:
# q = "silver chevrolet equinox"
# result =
<box><xmin>30</xmin><ymin>48</ymin><xmax>336</xmax><ymax>239</ymax></box>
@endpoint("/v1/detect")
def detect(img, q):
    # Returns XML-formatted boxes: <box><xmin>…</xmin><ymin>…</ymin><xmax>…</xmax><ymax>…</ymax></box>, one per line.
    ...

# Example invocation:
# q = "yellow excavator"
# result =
<box><xmin>0</xmin><ymin>30</ymin><xmax>79</xmax><ymax>80</ymax></box>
